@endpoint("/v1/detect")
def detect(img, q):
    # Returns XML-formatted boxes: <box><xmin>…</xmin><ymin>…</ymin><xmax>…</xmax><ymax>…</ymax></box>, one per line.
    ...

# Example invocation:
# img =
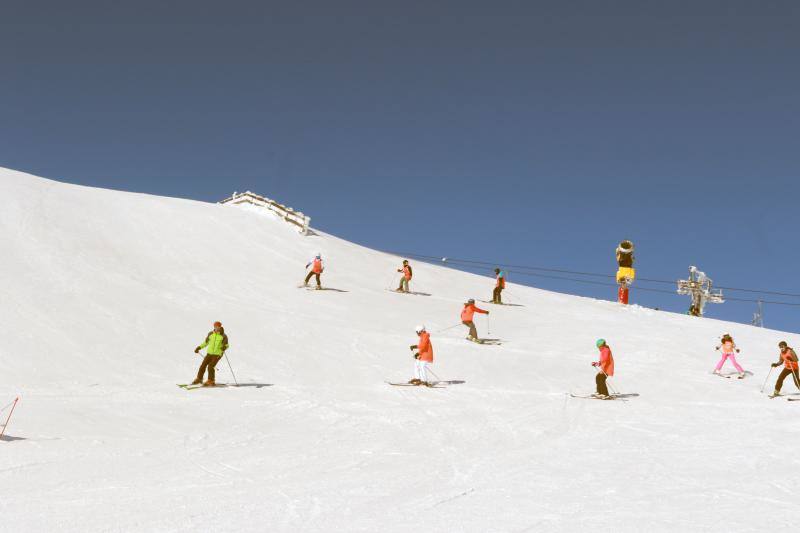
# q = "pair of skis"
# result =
<box><xmin>177</xmin><ymin>383</ymin><xmax>229</xmax><ymax>391</ymax></box>
<box><xmin>467</xmin><ymin>337</ymin><xmax>502</xmax><ymax>345</ymax></box>
<box><xmin>386</xmin><ymin>381</ymin><xmax>446</xmax><ymax>388</ymax></box>
<box><xmin>569</xmin><ymin>393</ymin><xmax>619</xmax><ymax>401</ymax></box>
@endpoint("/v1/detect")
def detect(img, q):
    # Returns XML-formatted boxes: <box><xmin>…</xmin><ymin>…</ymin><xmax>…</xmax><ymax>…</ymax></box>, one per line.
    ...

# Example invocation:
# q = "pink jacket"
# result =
<box><xmin>597</xmin><ymin>345</ymin><xmax>614</xmax><ymax>376</ymax></box>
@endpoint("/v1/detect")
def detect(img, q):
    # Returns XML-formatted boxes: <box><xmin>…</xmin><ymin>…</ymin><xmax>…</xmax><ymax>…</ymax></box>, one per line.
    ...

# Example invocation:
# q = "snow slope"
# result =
<box><xmin>1</xmin><ymin>167</ymin><xmax>798</xmax><ymax>532</ymax></box>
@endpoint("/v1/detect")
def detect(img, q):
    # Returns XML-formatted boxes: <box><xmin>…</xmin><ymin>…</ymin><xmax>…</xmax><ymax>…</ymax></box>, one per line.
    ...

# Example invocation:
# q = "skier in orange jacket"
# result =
<box><xmin>408</xmin><ymin>325</ymin><xmax>434</xmax><ymax>385</ymax></box>
<box><xmin>303</xmin><ymin>253</ymin><xmax>324</xmax><ymax>289</ymax></box>
<box><xmin>492</xmin><ymin>268</ymin><xmax>506</xmax><ymax>304</ymax></box>
<box><xmin>396</xmin><ymin>260</ymin><xmax>413</xmax><ymax>293</ymax></box>
<box><xmin>461</xmin><ymin>299</ymin><xmax>489</xmax><ymax>342</ymax></box>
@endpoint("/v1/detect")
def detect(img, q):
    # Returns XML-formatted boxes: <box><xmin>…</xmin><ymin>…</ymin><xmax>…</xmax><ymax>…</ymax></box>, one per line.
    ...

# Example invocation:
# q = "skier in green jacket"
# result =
<box><xmin>192</xmin><ymin>321</ymin><xmax>229</xmax><ymax>386</ymax></box>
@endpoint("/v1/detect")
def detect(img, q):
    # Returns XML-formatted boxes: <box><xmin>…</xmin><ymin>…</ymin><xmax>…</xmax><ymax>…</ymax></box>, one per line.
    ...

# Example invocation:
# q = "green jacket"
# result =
<box><xmin>199</xmin><ymin>329</ymin><xmax>229</xmax><ymax>356</ymax></box>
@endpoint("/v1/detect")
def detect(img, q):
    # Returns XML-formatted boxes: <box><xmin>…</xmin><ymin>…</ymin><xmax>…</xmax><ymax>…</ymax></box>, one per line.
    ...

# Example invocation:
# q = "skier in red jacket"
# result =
<box><xmin>592</xmin><ymin>339</ymin><xmax>615</xmax><ymax>398</ymax></box>
<box><xmin>770</xmin><ymin>341</ymin><xmax>800</xmax><ymax>397</ymax></box>
<box><xmin>461</xmin><ymin>299</ymin><xmax>489</xmax><ymax>342</ymax></box>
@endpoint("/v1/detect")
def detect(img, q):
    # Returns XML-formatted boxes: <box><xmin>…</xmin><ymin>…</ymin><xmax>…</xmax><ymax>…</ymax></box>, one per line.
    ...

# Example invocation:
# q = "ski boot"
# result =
<box><xmin>408</xmin><ymin>378</ymin><xmax>422</xmax><ymax>385</ymax></box>
<box><xmin>203</xmin><ymin>380</ymin><xmax>216</xmax><ymax>387</ymax></box>
<box><xmin>712</xmin><ymin>369</ymin><xmax>721</xmax><ymax>376</ymax></box>
<box><xmin>190</xmin><ymin>378</ymin><xmax>202</xmax><ymax>385</ymax></box>
<box><xmin>769</xmin><ymin>390</ymin><xmax>781</xmax><ymax>398</ymax></box>
<box><xmin>738</xmin><ymin>372</ymin><xmax>746</xmax><ymax>379</ymax></box>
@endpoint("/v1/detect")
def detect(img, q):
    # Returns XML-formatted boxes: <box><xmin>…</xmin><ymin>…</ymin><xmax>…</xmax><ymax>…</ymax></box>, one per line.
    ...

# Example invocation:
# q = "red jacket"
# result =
<box><xmin>310</xmin><ymin>258</ymin><xmax>323</xmax><ymax>274</ymax></box>
<box><xmin>597</xmin><ymin>345</ymin><xmax>614</xmax><ymax>376</ymax></box>
<box><xmin>461</xmin><ymin>304</ymin><xmax>488</xmax><ymax>322</ymax></box>
<box><xmin>399</xmin><ymin>265</ymin><xmax>412</xmax><ymax>280</ymax></box>
<box><xmin>417</xmin><ymin>331</ymin><xmax>433</xmax><ymax>363</ymax></box>
<box><xmin>496</xmin><ymin>273</ymin><xmax>505</xmax><ymax>289</ymax></box>
<box><xmin>781</xmin><ymin>348</ymin><xmax>798</xmax><ymax>370</ymax></box>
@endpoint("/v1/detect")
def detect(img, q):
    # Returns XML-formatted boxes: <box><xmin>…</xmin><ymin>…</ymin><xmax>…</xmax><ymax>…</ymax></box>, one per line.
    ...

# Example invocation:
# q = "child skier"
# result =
<box><xmin>396</xmin><ymin>260</ymin><xmax>413</xmax><ymax>293</ymax></box>
<box><xmin>591</xmin><ymin>339</ymin><xmax>615</xmax><ymax>399</ymax></box>
<box><xmin>192</xmin><ymin>321</ymin><xmax>229</xmax><ymax>386</ymax></box>
<box><xmin>408</xmin><ymin>325</ymin><xmax>434</xmax><ymax>386</ymax></box>
<box><xmin>492</xmin><ymin>268</ymin><xmax>506</xmax><ymax>304</ymax></box>
<box><xmin>770</xmin><ymin>341</ymin><xmax>800</xmax><ymax>397</ymax></box>
<box><xmin>461</xmin><ymin>299</ymin><xmax>489</xmax><ymax>342</ymax></box>
<box><xmin>304</xmin><ymin>253</ymin><xmax>324</xmax><ymax>289</ymax></box>
<box><xmin>713</xmin><ymin>333</ymin><xmax>745</xmax><ymax>378</ymax></box>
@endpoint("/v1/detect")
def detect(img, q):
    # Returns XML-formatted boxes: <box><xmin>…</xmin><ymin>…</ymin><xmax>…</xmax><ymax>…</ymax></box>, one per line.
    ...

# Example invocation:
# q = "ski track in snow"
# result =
<box><xmin>1</xmin><ymin>167</ymin><xmax>800</xmax><ymax>532</ymax></box>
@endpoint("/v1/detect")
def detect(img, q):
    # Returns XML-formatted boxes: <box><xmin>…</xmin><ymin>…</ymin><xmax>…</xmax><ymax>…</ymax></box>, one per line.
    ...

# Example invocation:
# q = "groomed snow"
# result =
<box><xmin>1</xmin><ymin>167</ymin><xmax>798</xmax><ymax>532</ymax></box>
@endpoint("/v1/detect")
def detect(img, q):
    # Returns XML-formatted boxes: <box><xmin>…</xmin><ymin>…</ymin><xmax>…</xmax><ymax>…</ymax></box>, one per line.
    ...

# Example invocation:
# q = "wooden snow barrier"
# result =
<box><xmin>219</xmin><ymin>191</ymin><xmax>311</xmax><ymax>235</ymax></box>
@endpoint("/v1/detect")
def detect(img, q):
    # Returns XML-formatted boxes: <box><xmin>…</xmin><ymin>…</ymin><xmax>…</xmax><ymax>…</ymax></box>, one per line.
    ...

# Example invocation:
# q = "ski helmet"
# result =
<box><xmin>494</xmin><ymin>268</ymin><xmax>500</xmax><ymax>273</ymax></box>
<box><xmin>596</xmin><ymin>338</ymin><xmax>606</xmax><ymax>348</ymax></box>
<box><xmin>315</xmin><ymin>253</ymin><xmax>321</xmax><ymax>258</ymax></box>
<box><xmin>467</xmin><ymin>298</ymin><xmax>475</xmax><ymax>304</ymax></box>
<box><xmin>403</xmin><ymin>259</ymin><xmax>409</xmax><ymax>264</ymax></box>
<box><xmin>779</xmin><ymin>341</ymin><xmax>788</xmax><ymax>348</ymax></box>
<box><xmin>415</xmin><ymin>324</ymin><xmax>426</xmax><ymax>334</ymax></box>
<box><xmin>213</xmin><ymin>321</ymin><xmax>222</xmax><ymax>328</ymax></box>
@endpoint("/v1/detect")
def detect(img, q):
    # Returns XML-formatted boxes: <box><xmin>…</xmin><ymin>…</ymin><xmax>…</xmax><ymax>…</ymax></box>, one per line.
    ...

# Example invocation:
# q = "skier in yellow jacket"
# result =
<box><xmin>192</xmin><ymin>321</ymin><xmax>229</xmax><ymax>386</ymax></box>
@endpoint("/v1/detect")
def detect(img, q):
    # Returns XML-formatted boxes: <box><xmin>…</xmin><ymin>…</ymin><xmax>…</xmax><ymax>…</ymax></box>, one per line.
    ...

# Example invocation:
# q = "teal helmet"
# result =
<box><xmin>596</xmin><ymin>339</ymin><xmax>606</xmax><ymax>348</ymax></box>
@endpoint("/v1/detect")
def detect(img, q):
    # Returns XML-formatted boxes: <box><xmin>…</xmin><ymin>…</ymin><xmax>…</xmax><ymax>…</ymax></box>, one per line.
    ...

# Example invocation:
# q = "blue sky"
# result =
<box><xmin>2</xmin><ymin>1</ymin><xmax>799</xmax><ymax>331</ymax></box>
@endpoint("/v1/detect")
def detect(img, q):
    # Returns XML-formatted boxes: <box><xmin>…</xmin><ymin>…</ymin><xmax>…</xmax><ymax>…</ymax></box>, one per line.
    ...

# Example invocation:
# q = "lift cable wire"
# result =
<box><xmin>389</xmin><ymin>251</ymin><xmax>800</xmax><ymax>307</ymax></box>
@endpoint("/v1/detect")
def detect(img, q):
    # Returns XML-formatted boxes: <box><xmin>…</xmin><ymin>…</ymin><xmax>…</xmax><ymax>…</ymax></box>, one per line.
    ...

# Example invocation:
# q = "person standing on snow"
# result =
<box><xmin>713</xmin><ymin>333</ymin><xmax>745</xmax><ymax>378</ymax></box>
<box><xmin>461</xmin><ymin>299</ymin><xmax>489</xmax><ymax>342</ymax></box>
<box><xmin>770</xmin><ymin>341</ymin><xmax>800</xmax><ymax>397</ymax></box>
<box><xmin>592</xmin><ymin>339</ymin><xmax>615</xmax><ymax>398</ymax></box>
<box><xmin>304</xmin><ymin>253</ymin><xmax>324</xmax><ymax>289</ymax></box>
<box><xmin>408</xmin><ymin>325</ymin><xmax>434</xmax><ymax>386</ymax></box>
<box><xmin>396</xmin><ymin>260</ymin><xmax>413</xmax><ymax>293</ymax></box>
<box><xmin>192</xmin><ymin>321</ymin><xmax>229</xmax><ymax>386</ymax></box>
<box><xmin>492</xmin><ymin>268</ymin><xmax>506</xmax><ymax>304</ymax></box>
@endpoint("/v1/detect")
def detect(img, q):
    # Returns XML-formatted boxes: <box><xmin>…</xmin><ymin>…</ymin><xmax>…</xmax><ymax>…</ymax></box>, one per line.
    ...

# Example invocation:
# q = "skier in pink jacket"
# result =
<box><xmin>591</xmin><ymin>339</ymin><xmax>615</xmax><ymax>398</ymax></box>
<box><xmin>713</xmin><ymin>333</ymin><xmax>745</xmax><ymax>379</ymax></box>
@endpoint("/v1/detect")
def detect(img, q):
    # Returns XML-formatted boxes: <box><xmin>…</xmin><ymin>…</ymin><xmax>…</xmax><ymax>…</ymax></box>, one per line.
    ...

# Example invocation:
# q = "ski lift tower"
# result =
<box><xmin>677</xmin><ymin>266</ymin><xmax>724</xmax><ymax>317</ymax></box>
<box><xmin>752</xmin><ymin>300</ymin><xmax>764</xmax><ymax>327</ymax></box>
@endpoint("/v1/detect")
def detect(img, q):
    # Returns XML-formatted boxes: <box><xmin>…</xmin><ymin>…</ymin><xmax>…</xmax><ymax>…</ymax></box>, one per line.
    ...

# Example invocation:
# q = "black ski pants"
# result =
<box><xmin>774</xmin><ymin>367</ymin><xmax>800</xmax><ymax>393</ymax></box>
<box><xmin>492</xmin><ymin>287</ymin><xmax>503</xmax><ymax>304</ymax></box>
<box><xmin>304</xmin><ymin>272</ymin><xmax>321</xmax><ymax>287</ymax></box>
<box><xmin>197</xmin><ymin>354</ymin><xmax>223</xmax><ymax>382</ymax></box>
<box><xmin>596</xmin><ymin>373</ymin><xmax>609</xmax><ymax>396</ymax></box>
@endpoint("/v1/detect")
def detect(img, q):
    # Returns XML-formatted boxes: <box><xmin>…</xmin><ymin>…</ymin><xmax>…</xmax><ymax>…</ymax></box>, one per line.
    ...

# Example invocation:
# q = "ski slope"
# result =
<box><xmin>1</xmin><ymin>167</ymin><xmax>798</xmax><ymax>533</ymax></box>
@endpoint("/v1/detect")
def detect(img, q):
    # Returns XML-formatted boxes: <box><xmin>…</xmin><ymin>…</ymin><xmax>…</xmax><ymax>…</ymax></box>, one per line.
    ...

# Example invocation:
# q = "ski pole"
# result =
<box><xmin>486</xmin><ymin>313</ymin><xmax>491</xmax><ymax>335</ymax></box>
<box><xmin>760</xmin><ymin>366</ymin><xmax>775</xmax><ymax>393</ymax></box>
<box><xmin>427</xmin><ymin>367</ymin><xmax>443</xmax><ymax>382</ymax></box>
<box><xmin>435</xmin><ymin>323</ymin><xmax>463</xmax><ymax>334</ymax></box>
<box><xmin>0</xmin><ymin>397</ymin><xmax>19</xmax><ymax>440</ymax></box>
<box><xmin>224</xmin><ymin>352</ymin><xmax>239</xmax><ymax>387</ymax></box>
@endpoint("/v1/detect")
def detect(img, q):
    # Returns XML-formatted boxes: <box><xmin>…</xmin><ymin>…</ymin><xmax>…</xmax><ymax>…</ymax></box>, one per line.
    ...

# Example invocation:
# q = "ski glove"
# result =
<box><xmin>414</xmin><ymin>353</ymin><xmax>420</xmax><ymax>359</ymax></box>
<box><xmin>591</xmin><ymin>362</ymin><xmax>599</xmax><ymax>367</ymax></box>
<box><xmin>772</xmin><ymin>363</ymin><xmax>780</xmax><ymax>368</ymax></box>
<box><xmin>194</xmin><ymin>347</ymin><xmax>201</xmax><ymax>354</ymax></box>
<box><xmin>409</xmin><ymin>344</ymin><xmax>418</xmax><ymax>351</ymax></box>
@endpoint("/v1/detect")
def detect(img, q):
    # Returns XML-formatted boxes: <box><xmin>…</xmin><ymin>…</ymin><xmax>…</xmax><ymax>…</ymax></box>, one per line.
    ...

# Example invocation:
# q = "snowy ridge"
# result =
<box><xmin>1</xmin><ymin>166</ymin><xmax>798</xmax><ymax>532</ymax></box>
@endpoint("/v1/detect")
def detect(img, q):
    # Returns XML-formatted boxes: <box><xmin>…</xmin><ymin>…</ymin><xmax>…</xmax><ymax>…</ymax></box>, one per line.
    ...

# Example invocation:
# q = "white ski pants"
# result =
<box><xmin>414</xmin><ymin>360</ymin><xmax>429</xmax><ymax>382</ymax></box>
